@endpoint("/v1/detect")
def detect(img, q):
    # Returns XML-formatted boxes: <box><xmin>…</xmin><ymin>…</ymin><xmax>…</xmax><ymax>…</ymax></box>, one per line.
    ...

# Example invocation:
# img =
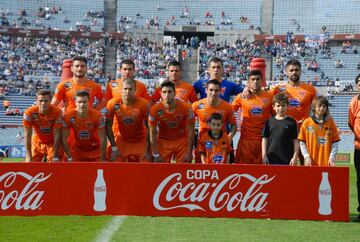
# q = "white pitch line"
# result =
<box><xmin>94</xmin><ymin>216</ymin><xmax>126</xmax><ymax>242</ymax></box>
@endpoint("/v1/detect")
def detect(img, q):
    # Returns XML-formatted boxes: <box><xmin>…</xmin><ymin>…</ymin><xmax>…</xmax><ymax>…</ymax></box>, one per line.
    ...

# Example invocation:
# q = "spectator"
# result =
<box><xmin>335</xmin><ymin>59</ymin><xmax>343</xmax><ymax>68</ymax></box>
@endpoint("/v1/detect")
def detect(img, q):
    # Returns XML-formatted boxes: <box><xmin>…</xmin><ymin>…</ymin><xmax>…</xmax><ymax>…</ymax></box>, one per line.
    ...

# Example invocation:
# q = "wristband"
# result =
<box><xmin>152</xmin><ymin>153</ymin><xmax>160</xmax><ymax>158</ymax></box>
<box><xmin>53</xmin><ymin>157</ymin><xmax>59</xmax><ymax>161</ymax></box>
<box><xmin>111</xmin><ymin>146</ymin><xmax>118</xmax><ymax>152</ymax></box>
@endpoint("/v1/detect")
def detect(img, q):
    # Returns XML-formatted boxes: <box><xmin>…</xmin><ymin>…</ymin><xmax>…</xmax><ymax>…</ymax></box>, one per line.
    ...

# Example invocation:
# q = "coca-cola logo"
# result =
<box><xmin>0</xmin><ymin>172</ymin><xmax>51</xmax><ymax>210</ymax></box>
<box><xmin>153</xmin><ymin>170</ymin><xmax>275</xmax><ymax>213</ymax></box>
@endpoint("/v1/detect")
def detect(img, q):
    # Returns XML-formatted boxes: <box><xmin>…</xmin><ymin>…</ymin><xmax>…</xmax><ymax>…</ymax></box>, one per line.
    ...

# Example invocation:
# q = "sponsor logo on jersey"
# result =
<box><xmin>250</xmin><ymin>106</ymin><xmax>263</xmax><ymax>116</ymax></box>
<box><xmin>205</xmin><ymin>141</ymin><xmax>213</xmax><ymax>149</ymax></box>
<box><xmin>289</xmin><ymin>98</ymin><xmax>300</xmax><ymax>108</ymax></box>
<box><xmin>79</xmin><ymin>130</ymin><xmax>90</xmax><ymax>139</ymax></box>
<box><xmin>260</xmin><ymin>98</ymin><xmax>269</xmax><ymax>106</ymax></box>
<box><xmin>39</xmin><ymin>126</ymin><xmax>51</xmax><ymax>134</ymax></box>
<box><xmin>166</xmin><ymin>121</ymin><xmax>178</xmax><ymax>128</ymax></box>
<box><xmin>220</xmin><ymin>87</ymin><xmax>226</xmax><ymax>96</ymax></box>
<box><xmin>111</xmin><ymin>82</ymin><xmax>118</xmax><ymax>87</ymax></box>
<box><xmin>123</xmin><ymin>116</ymin><xmax>135</xmax><ymax>125</ymax></box>
<box><xmin>317</xmin><ymin>136</ymin><xmax>327</xmax><ymax>145</ymax></box>
<box><xmin>212</xmin><ymin>153</ymin><xmax>224</xmax><ymax>163</ymax></box>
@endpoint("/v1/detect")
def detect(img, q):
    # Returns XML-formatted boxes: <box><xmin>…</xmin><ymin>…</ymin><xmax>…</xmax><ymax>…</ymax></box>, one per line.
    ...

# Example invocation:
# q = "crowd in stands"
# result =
<box><xmin>0</xmin><ymin>5</ymin><xmax>104</xmax><ymax>32</ymax></box>
<box><xmin>116</xmin><ymin>36</ymin><xmax>177</xmax><ymax>80</ymax></box>
<box><xmin>0</xmin><ymin>34</ymin><xmax>105</xmax><ymax>95</ymax></box>
<box><xmin>199</xmin><ymin>38</ymin><xmax>262</xmax><ymax>82</ymax></box>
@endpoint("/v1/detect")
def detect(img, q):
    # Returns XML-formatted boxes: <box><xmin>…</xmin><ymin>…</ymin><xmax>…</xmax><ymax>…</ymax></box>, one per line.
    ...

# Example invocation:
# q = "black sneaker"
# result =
<box><xmin>355</xmin><ymin>215</ymin><xmax>360</xmax><ymax>222</ymax></box>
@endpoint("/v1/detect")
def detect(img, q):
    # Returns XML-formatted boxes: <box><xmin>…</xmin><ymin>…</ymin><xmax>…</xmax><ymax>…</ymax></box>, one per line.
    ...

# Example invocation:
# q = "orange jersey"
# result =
<box><xmin>192</xmin><ymin>99</ymin><xmax>236</xmax><ymax>136</ymax></box>
<box><xmin>148</xmin><ymin>99</ymin><xmax>195</xmax><ymax>139</ymax></box>
<box><xmin>54</xmin><ymin>78</ymin><xmax>104</xmax><ymax>111</ymax></box>
<box><xmin>105</xmin><ymin>78</ymin><xmax>150</xmax><ymax>101</ymax></box>
<box><xmin>23</xmin><ymin>104</ymin><xmax>62</xmax><ymax>143</ymax></box>
<box><xmin>298</xmin><ymin>116</ymin><xmax>340</xmax><ymax>166</ymax></box>
<box><xmin>232</xmin><ymin>91</ymin><xmax>273</xmax><ymax>140</ymax></box>
<box><xmin>198</xmin><ymin>131</ymin><xmax>232</xmax><ymax>164</ymax></box>
<box><xmin>270</xmin><ymin>83</ymin><xmax>316</xmax><ymax>125</ymax></box>
<box><xmin>63</xmin><ymin>108</ymin><xmax>105</xmax><ymax>151</ymax></box>
<box><xmin>105</xmin><ymin>97</ymin><xmax>149</xmax><ymax>142</ymax></box>
<box><xmin>151</xmin><ymin>80</ymin><xmax>198</xmax><ymax>103</ymax></box>
<box><xmin>348</xmin><ymin>94</ymin><xmax>360</xmax><ymax>149</ymax></box>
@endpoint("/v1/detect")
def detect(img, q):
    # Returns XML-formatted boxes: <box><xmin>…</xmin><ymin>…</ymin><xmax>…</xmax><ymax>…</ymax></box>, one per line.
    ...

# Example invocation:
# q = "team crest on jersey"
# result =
<box><xmin>166</xmin><ymin>121</ymin><xmax>177</xmax><ymax>128</ymax></box>
<box><xmin>79</xmin><ymin>130</ymin><xmax>90</xmax><ymax>139</ymax></box>
<box><xmin>132</xmin><ymin>108</ymin><xmax>139</xmax><ymax>117</ymax></box>
<box><xmin>297</xmin><ymin>90</ymin><xmax>306</xmax><ymax>98</ymax></box>
<box><xmin>212</xmin><ymin>153</ymin><xmax>224</xmax><ymax>163</ymax></box>
<box><xmin>250</xmin><ymin>106</ymin><xmax>263</xmax><ymax>116</ymax></box>
<box><xmin>175</xmin><ymin>114</ymin><xmax>183</xmax><ymax>121</ymax></box>
<box><xmin>64</xmin><ymin>82</ymin><xmax>72</xmax><ymax>88</ymax></box>
<box><xmin>178</xmin><ymin>88</ymin><xmax>186</xmax><ymax>97</ymax></box>
<box><xmin>220</xmin><ymin>87</ymin><xmax>226</xmax><ymax>96</ymax></box>
<box><xmin>32</xmin><ymin>113</ymin><xmax>38</xmax><ymax>120</ymax></box>
<box><xmin>289</xmin><ymin>98</ymin><xmax>300</xmax><ymax>108</ymax></box>
<box><xmin>198</xmin><ymin>103</ymin><xmax>205</xmax><ymax>110</ymax></box>
<box><xmin>201</xmin><ymin>81</ymin><xmax>207</xmax><ymax>88</ymax></box>
<box><xmin>123</xmin><ymin>116</ymin><xmax>135</xmax><ymax>125</ymax></box>
<box><xmin>157</xmin><ymin>109</ymin><xmax>163</xmax><ymax>117</ymax></box>
<box><xmin>205</xmin><ymin>141</ymin><xmax>213</xmax><ymax>149</ymax></box>
<box><xmin>111</xmin><ymin>82</ymin><xmax>118</xmax><ymax>87</ymax></box>
<box><xmin>85</xmin><ymin>121</ymin><xmax>93</xmax><ymax>129</ymax></box>
<box><xmin>260</xmin><ymin>98</ymin><xmax>269</xmax><ymax>106</ymax></box>
<box><xmin>317</xmin><ymin>136</ymin><xmax>327</xmax><ymax>145</ymax></box>
<box><xmin>39</xmin><ymin>126</ymin><xmax>51</xmax><ymax>134</ymax></box>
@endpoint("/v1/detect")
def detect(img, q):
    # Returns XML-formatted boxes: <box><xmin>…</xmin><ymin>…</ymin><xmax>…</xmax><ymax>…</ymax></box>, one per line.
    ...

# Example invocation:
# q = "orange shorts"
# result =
<box><xmin>158</xmin><ymin>137</ymin><xmax>189</xmax><ymax>163</ymax></box>
<box><xmin>71</xmin><ymin>145</ymin><xmax>100</xmax><ymax>162</ymax></box>
<box><xmin>31</xmin><ymin>139</ymin><xmax>63</xmax><ymax>162</ymax></box>
<box><xmin>235</xmin><ymin>138</ymin><xmax>262</xmax><ymax>164</ymax></box>
<box><xmin>108</xmin><ymin>136</ymin><xmax>147</xmax><ymax>162</ymax></box>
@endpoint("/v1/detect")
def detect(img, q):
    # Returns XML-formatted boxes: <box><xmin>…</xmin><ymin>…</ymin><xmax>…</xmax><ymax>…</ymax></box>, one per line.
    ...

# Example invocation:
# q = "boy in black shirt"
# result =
<box><xmin>262</xmin><ymin>93</ymin><xmax>299</xmax><ymax>165</ymax></box>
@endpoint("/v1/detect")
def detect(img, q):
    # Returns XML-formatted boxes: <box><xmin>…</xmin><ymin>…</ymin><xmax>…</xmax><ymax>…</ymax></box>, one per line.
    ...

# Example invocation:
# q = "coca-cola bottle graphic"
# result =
<box><xmin>93</xmin><ymin>169</ymin><xmax>106</xmax><ymax>212</ymax></box>
<box><xmin>318</xmin><ymin>172</ymin><xmax>332</xmax><ymax>215</ymax></box>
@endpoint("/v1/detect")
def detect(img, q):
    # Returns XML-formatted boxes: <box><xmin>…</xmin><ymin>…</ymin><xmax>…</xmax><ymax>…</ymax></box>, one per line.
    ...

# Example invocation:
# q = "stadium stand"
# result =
<box><xmin>117</xmin><ymin>0</ymin><xmax>262</xmax><ymax>31</ymax></box>
<box><xmin>273</xmin><ymin>0</ymin><xmax>360</xmax><ymax>34</ymax></box>
<box><xmin>0</xmin><ymin>0</ymin><xmax>104</xmax><ymax>31</ymax></box>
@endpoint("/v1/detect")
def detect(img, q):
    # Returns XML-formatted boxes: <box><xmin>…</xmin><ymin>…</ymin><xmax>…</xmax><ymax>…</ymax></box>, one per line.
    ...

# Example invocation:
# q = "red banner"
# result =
<box><xmin>0</xmin><ymin>163</ymin><xmax>349</xmax><ymax>221</ymax></box>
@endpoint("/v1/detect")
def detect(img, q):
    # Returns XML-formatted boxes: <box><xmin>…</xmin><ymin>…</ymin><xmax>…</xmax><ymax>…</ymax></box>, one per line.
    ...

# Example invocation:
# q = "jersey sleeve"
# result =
<box><xmin>290</xmin><ymin>118</ymin><xmax>298</xmax><ymax>139</ymax></box>
<box><xmin>150</xmin><ymin>88</ymin><xmax>161</xmax><ymax>103</ymax></box>
<box><xmin>148</xmin><ymin>106</ymin><xmax>158</xmax><ymax>127</ymax></box>
<box><xmin>226</xmin><ymin>105</ymin><xmax>237</xmax><ymax>126</ymax></box>
<box><xmin>197</xmin><ymin>134</ymin><xmax>206</xmax><ymax>153</ymax></box>
<box><xmin>22</xmin><ymin>109</ymin><xmax>33</xmax><ymax>128</ymax></box>
<box><xmin>62</xmin><ymin>112</ymin><xmax>70</xmax><ymax>129</ymax></box>
<box><xmin>53</xmin><ymin>108</ymin><xmax>63</xmax><ymax>129</ymax></box>
<box><xmin>138</xmin><ymin>82</ymin><xmax>150</xmax><ymax>100</ymax></box>
<box><xmin>231</xmin><ymin>95</ymin><xmax>242</xmax><ymax>111</ymax></box>
<box><xmin>348</xmin><ymin>96</ymin><xmax>358</xmax><ymax>130</ymax></box>
<box><xmin>105</xmin><ymin>82</ymin><xmax>113</xmax><ymax>101</ymax></box>
<box><xmin>93</xmin><ymin>82</ymin><xmax>104</xmax><ymax>102</ymax></box>
<box><xmin>53</xmin><ymin>81</ymin><xmax>65</xmax><ymax>102</ymax></box>
<box><xmin>105</xmin><ymin>99</ymin><xmax>115</xmax><ymax>121</ymax></box>
<box><xmin>188</xmin><ymin>87</ymin><xmax>198</xmax><ymax>103</ymax></box>
<box><xmin>330</xmin><ymin>119</ymin><xmax>340</xmax><ymax>143</ymax></box>
<box><xmin>297</xmin><ymin>120</ymin><xmax>307</xmax><ymax>142</ymax></box>
<box><xmin>186</xmin><ymin>105</ymin><xmax>196</xmax><ymax>124</ymax></box>
<box><xmin>94</xmin><ymin>112</ymin><xmax>105</xmax><ymax>129</ymax></box>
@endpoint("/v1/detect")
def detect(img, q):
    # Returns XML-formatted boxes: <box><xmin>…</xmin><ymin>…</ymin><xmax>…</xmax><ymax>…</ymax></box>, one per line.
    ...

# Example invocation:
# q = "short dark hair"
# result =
<box><xmin>248</xmin><ymin>69</ymin><xmax>262</xmax><ymax>79</ymax></box>
<box><xmin>168</xmin><ymin>60</ymin><xmax>181</xmax><ymax>70</ymax></box>
<box><xmin>36</xmin><ymin>89</ymin><xmax>51</xmax><ymax>99</ymax></box>
<box><xmin>208</xmin><ymin>57</ymin><xmax>223</xmax><ymax>68</ymax></box>
<box><xmin>286</xmin><ymin>59</ymin><xmax>301</xmax><ymax>69</ymax></box>
<box><xmin>160</xmin><ymin>81</ymin><xmax>175</xmax><ymax>92</ymax></box>
<box><xmin>73</xmin><ymin>56</ymin><xmax>87</xmax><ymax>64</ymax></box>
<box><xmin>76</xmin><ymin>90</ymin><xmax>90</xmax><ymax>99</ymax></box>
<box><xmin>355</xmin><ymin>74</ymin><xmax>360</xmax><ymax>85</ymax></box>
<box><xmin>122</xmin><ymin>77</ymin><xmax>137</xmax><ymax>88</ymax></box>
<box><xmin>272</xmin><ymin>93</ymin><xmax>289</xmax><ymax>106</ymax></box>
<box><xmin>209</xmin><ymin>112</ymin><xmax>223</xmax><ymax>122</ymax></box>
<box><xmin>120</xmin><ymin>59</ymin><xmax>135</xmax><ymax>69</ymax></box>
<box><xmin>206</xmin><ymin>79</ymin><xmax>221</xmax><ymax>88</ymax></box>
<box><xmin>311</xmin><ymin>95</ymin><xmax>329</xmax><ymax>115</ymax></box>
